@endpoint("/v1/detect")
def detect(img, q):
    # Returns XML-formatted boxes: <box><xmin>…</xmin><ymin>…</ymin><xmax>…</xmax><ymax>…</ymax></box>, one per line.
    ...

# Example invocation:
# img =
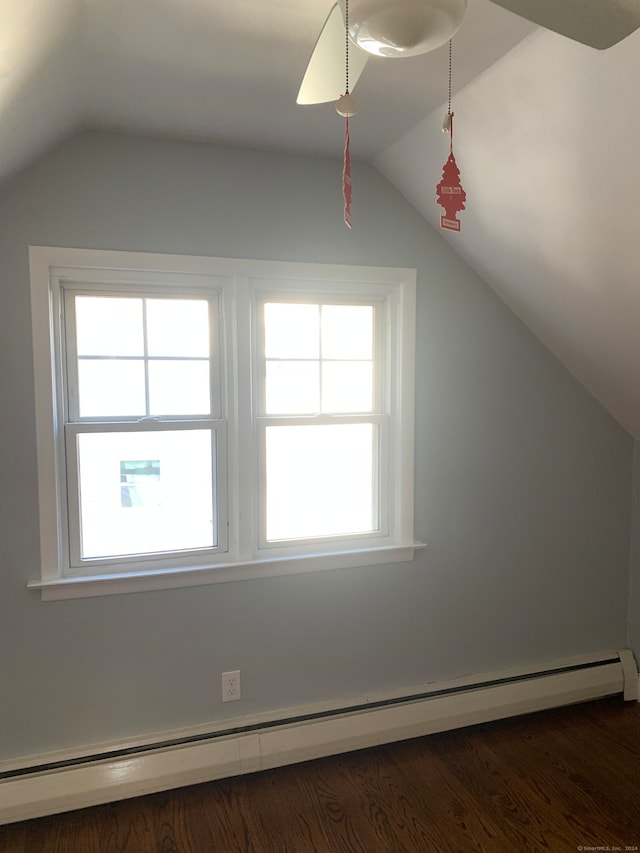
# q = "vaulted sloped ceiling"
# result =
<box><xmin>377</xmin><ymin>27</ymin><xmax>640</xmax><ymax>438</ymax></box>
<box><xmin>1</xmin><ymin>0</ymin><xmax>638</xmax><ymax>436</ymax></box>
<box><xmin>0</xmin><ymin>0</ymin><xmax>81</xmax><ymax>180</ymax></box>
<box><xmin>0</xmin><ymin>0</ymin><xmax>533</xmax><ymax>172</ymax></box>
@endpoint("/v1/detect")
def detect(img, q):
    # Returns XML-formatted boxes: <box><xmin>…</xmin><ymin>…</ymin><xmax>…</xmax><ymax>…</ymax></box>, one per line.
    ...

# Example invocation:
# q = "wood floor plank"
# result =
<box><xmin>197</xmin><ymin>778</ymin><xmax>267</xmax><ymax>853</ymax></box>
<box><xmin>1</xmin><ymin>696</ymin><xmax>639</xmax><ymax>853</ymax></box>
<box><xmin>382</xmin><ymin>732</ymin><xmax>512</xmax><ymax>852</ymax></box>
<box><xmin>253</xmin><ymin>757</ymin><xmax>380</xmax><ymax>852</ymax></box>
<box><xmin>429</xmin><ymin>728</ymin><xmax>572</xmax><ymax>850</ymax></box>
<box><xmin>326</xmin><ymin>748</ymin><xmax>452</xmax><ymax>851</ymax></box>
<box><xmin>153</xmin><ymin>786</ymin><xmax>216</xmax><ymax>853</ymax></box>
<box><xmin>542</xmin><ymin>730</ymin><xmax>640</xmax><ymax>841</ymax></box>
<box><xmin>479</xmin><ymin>723</ymin><xmax>628</xmax><ymax>843</ymax></box>
<box><xmin>447</xmin><ymin>703</ymin><xmax>640</xmax><ymax>849</ymax></box>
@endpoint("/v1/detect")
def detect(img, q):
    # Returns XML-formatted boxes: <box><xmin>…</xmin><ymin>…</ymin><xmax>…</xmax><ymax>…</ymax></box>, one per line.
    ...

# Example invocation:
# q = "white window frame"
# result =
<box><xmin>28</xmin><ymin>247</ymin><xmax>423</xmax><ymax>600</ymax></box>
<box><xmin>60</xmin><ymin>281</ymin><xmax>228</xmax><ymax>574</ymax></box>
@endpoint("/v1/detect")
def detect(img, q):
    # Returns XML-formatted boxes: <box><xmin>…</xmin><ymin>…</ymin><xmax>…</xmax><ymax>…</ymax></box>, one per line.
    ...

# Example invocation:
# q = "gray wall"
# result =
<box><xmin>0</xmin><ymin>131</ymin><xmax>632</xmax><ymax>762</ymax></box>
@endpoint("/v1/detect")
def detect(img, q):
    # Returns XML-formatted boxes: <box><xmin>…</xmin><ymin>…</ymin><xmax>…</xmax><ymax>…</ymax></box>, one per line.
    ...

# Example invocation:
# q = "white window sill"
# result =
<box><xmin>28</xmin><ymin>542</ymin><xmax>427</xmax><ymax>600</ymax></box>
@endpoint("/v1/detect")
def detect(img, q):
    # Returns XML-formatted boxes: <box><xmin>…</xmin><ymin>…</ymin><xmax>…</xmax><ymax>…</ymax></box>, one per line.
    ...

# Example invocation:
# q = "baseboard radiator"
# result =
<box><xmin>1</xmin><ymin>649</ymin><xmax>637</xmax><ymax>825</ymax></box>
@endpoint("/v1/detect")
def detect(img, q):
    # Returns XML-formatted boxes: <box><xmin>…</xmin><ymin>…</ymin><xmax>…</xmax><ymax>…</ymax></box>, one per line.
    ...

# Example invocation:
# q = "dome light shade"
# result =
<box><xmin>348</xmin><ymin>0</ymin><xmax>468</xmax><ymax>57</ymax></box>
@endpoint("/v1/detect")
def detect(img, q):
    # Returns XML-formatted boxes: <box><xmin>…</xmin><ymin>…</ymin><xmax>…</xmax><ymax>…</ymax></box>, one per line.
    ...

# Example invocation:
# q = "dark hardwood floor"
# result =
<box><xmin>2</xmin><ymin>696</ymin><xmax>640</xmax><ymax>852</ymax></box>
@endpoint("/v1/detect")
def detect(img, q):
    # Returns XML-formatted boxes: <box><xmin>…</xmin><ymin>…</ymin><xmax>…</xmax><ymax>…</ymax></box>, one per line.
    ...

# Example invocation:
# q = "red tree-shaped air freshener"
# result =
<box><xmin>436</xmin><ymin>114</ymin><xmax>466</xmax><ymax>232</ymax></box>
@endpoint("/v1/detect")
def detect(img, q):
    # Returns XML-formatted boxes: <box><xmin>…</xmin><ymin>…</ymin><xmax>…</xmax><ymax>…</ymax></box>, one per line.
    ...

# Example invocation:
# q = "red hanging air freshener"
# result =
<box><xmin>436</xmin><ymin>112</ymin><xmax>466</xmax><ymax>232</ymax></box>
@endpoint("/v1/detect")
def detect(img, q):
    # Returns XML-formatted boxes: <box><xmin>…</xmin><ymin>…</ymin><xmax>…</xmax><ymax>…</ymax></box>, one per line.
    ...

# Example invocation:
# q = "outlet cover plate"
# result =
<box><xmin>222</xmin><ymin>670</ymin><xmax>241</xmax><ymax>702</ymax></box>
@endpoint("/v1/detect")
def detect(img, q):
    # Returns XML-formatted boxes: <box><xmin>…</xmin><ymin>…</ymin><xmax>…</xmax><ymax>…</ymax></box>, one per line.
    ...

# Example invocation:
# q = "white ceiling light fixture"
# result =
<box><xmin>348</xmin><ymin>0</ymin><xmax>467</xmax><ymax>58</ymax></box>
<box><xmin>297</xmin><ymin>0</ymin><xmax>640</xmax><ymax>106</ymax></box>
<box><xmin>297</xmin><ymin>0</ymin><xmax>466</xmax><ymax>104</ymax></box>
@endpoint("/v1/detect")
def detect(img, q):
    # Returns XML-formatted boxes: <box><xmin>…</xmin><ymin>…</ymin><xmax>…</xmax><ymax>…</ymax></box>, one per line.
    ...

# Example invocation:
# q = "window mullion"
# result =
<box><xmin>233</xmin><ymin>277</ymin><xmax>255</xmax><ymax>562</ymax></box>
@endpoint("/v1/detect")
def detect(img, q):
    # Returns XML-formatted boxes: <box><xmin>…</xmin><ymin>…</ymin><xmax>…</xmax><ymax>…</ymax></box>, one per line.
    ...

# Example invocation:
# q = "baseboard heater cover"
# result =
<box><xmin>1</xmin><ymin>649</ymin><xmax>637</xmax><ymax>825</ymax></box>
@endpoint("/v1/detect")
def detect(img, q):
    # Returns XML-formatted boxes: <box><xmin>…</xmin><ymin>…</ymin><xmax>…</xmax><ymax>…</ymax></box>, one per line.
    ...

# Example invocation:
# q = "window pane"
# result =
<box><xmin>149</xmin><ymin>361</ymin><xmax>211</xmax><ymax>416</ymax></box>
<box><xmin>78</xmin><ymin>360</ymin><xmax>146</xmax><ymax>418</ymax></box>
<box><xmin>264</xmin><ymin>303</ymin><xmax>319</xmax><ymax>359</ymax></box>
<box><xmin>77</xmin><ymin>430</ymin><xmax>215</xmax><ymax>559</ymax></box>
<box><xmin>265</xmin><ymin>361</ymin><xmax>319</xmax><ymax>414</ymax></box>
<box><xmin>322</xmin><ymin>362</ymin><xmax>373</xmax><ymax>413</ymax></box>
<box><xmin>322</xmin><ymin>305</ymin><xmax>373</xmax><ymax>359</ymax></box>
<box><xmin>146</xmin><ymin>299</ymin><xmax>210</xmax><ymax>358</ymax></box>
<box><xmin>265</xmin><ymin>424</ymin><xmax>375</xmax><ymax>541</ymax></box>
<box><xmin>75</xmin><ymin>296</ymin><xmax>143</xmax><ymax>357</ymax></box>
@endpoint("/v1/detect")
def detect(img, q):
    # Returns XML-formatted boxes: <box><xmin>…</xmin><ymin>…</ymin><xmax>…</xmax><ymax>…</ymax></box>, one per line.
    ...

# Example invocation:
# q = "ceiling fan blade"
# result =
<box><xmin>297</xmin><ymin>2</ymin><xmax>369</xmax><ymax>105</ymax></box>
<box><xmin>488</xmin><ymin>0</ymin><xmax>640</xmax><ymax>49</ymax></box>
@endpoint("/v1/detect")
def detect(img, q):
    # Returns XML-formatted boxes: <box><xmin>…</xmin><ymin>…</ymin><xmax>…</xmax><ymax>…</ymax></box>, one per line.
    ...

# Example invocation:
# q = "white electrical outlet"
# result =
<box><xmin>222</xmin><ymin>670</ymin><xmax>241</xmax><ymax>702</ymax></box>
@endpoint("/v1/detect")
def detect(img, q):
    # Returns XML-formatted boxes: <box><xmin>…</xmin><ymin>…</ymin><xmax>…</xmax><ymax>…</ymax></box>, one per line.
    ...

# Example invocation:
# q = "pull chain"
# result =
<box><xmin>345</xmin><ymin>0</ymin><xmax>349</xmax><ymax>94</ymax></box>
<box><xmin>442</xmin><ymin>39</ymin><xmax>453</xmax><ymax>136</ymax></box>
<box><xmin>448</xmin><ymin>38</ymin><xmax>452</xmax><ymax>116</ymax></box>
<box><xmin>448</xmin><ymin>39</ymin><xmax>453</xmax><ymax>154</ymax></box>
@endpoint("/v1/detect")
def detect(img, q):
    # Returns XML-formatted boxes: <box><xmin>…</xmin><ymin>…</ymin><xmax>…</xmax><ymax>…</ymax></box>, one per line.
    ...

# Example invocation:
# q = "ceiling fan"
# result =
<box><xmin>297</xmin><ymin>0</ymin><xmax>640</xmax><ymax>105</ymax></box>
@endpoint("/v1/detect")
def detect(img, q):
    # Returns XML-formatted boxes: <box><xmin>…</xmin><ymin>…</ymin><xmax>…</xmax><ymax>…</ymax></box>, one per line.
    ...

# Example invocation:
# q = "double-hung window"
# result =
<box><xmin>63</xmin><ymin>286</ymin><xmax>226</xmax><ymax>570</ymax></box>
<box><xmin>29</xmin><ymin>248</ymin><xmax>419</xmax><ymax>599</ymax></box>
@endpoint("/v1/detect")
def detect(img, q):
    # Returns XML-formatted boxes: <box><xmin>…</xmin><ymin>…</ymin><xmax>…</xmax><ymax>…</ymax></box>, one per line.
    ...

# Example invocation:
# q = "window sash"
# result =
<box><xmin>64</xmin><ymin>419</ymin><xmax>228</xmax><ymax>574</ymax></box>
<box><xmin>256</xmin><ymin>415</ymin><xmax>388</xmax><ymax>552</ymax></box>
<box><xmin>254</xmin><ymin>294</ymin><xmax>386</xmax><ymax>418</ymax></box>
<box><xmin>61</xmin><ymin>285</ymin><xmax>223</xmax><ymax>423</ymax></box>
<box><xmin>252</xmin><ymin>292</ymin><xmax>389</xmax><ymax>552</ymax></box>
<box><xmin>58</xmin><ymin>283</ymin><xmax>227</xmax><ymax>575</ymax></box>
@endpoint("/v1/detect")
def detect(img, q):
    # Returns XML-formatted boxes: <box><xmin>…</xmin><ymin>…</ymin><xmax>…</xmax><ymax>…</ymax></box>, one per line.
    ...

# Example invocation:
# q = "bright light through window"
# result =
<box><xmin>265</xmin><ymin>424</ymin><xmax>375</xmax><ymax>541</ymax></box>
<box><xmin>262</xmin><ymin>301</ymin><xmax>379</xmax><ymax>543</ymax></box>
<box><xmin>146</xmin><ymin>299</ymin><xmax>209</xmax><ymax>358</ymax></box>
<box><xmin>77</xmin><ymin>429</ymin><xmax>215</xmax><ymax>559</ymax></box>
<box><xmin>75</xmin><ymin>296</ymin><xmax>143</xmax><ymax>357</ymax></box>
<box><xmin>263</xmin><ymin>302</ymin><xmax>374</xmax><ymax>416</ymax></box>
<box><xmin>73</xmin><ymin>295</ymin><xmax>211</xmax><ymax>419</ymax></box>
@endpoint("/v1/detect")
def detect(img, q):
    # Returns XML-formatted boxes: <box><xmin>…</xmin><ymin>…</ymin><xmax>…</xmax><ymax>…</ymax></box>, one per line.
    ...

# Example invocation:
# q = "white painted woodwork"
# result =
<box><xmin>1</xmin><ymin>650</ymin><xmax>634</xmax><ymax>826</ymax></box>
<box><xmin>28</xmin><ymin>246</ymin><xmax>420</xmax><ymax>599</ymax></box>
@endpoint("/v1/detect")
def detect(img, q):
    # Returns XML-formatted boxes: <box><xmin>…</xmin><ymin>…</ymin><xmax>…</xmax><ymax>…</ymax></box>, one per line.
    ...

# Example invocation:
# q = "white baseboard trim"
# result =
<box><xmin>1</xmin><ymin>649</ymin><xmax>636</xmax><ymax>826</ymax></box>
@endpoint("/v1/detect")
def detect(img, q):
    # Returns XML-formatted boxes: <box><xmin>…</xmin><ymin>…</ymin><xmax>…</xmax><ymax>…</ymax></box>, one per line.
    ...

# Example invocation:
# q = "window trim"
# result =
<box><xmin>28</xmin><ymin>246</ymin><xmax>424</xmax><ymax>600</ymax></box>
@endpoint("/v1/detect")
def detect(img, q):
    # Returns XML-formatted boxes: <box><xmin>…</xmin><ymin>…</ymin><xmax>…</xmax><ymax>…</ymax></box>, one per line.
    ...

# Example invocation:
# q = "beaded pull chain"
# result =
<box><xmin>442</xmin><ymin>38</ymin><xmax>453</xmax><ymax>134</ymax></box>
